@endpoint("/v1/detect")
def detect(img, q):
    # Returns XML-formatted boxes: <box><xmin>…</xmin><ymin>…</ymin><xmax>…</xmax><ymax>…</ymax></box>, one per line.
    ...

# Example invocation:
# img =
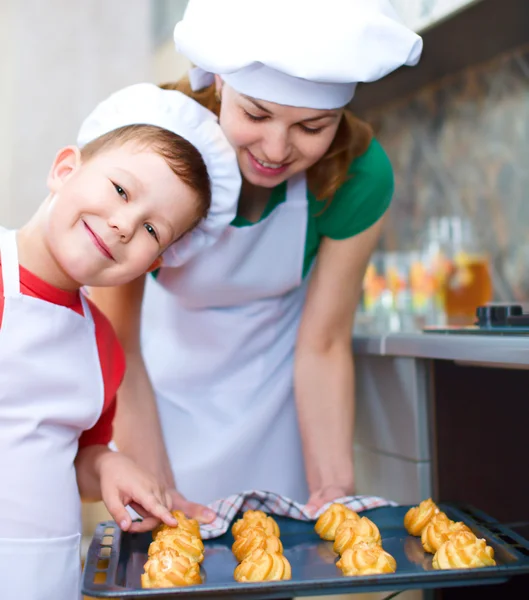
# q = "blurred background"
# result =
<box><xmin>2</xmin><ymin>1</ymin><xmax>528</xmax><ymax>595</ymax></box>
<box><xmin>0</xmin><ymin>0</ymin><xmax>190</xmax><ymax>229</ymax></box>
<box><xmin>3</xmin><ymin>0</ymin><xmax>529</xmax><ymax>340</ymax></box>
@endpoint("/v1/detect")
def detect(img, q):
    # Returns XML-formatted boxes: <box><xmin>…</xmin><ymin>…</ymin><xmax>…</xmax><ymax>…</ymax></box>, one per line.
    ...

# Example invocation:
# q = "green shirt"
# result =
<box><xmin>231</xmin><ymin>138</ymin><xmax>394</xmax><ymax>277</ymax></box>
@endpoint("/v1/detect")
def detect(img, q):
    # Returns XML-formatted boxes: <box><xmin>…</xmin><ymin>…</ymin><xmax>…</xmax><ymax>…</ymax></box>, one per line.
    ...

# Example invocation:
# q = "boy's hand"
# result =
<box><xmin>96</xmin><ymin>451</ymin><xmax>178</xmax><ymax>533</ymax></box>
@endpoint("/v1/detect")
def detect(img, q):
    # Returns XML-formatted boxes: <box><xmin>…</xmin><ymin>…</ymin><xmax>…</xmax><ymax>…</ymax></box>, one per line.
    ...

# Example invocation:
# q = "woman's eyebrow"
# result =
<box><xmin>242</xmin><ymin>95</ymin><xmax>273</xmax><ymax>114</ymax></box>
<box><xmin>302</xmin><ymin>113</ymin><xmax>340</xmax><ymax>123</ymax></box>
<box><xmin>242</xmin><ymin>94</ymin><xmax>339</xmax><ymax>122</ymax></box>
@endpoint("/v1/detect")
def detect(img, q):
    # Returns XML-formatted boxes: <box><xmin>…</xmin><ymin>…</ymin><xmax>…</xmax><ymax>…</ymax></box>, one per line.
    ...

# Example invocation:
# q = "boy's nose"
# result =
<box><xmin>108</xmin><ymin>213</ymin><xmax>135</xmax><ymax>242</ymax></box>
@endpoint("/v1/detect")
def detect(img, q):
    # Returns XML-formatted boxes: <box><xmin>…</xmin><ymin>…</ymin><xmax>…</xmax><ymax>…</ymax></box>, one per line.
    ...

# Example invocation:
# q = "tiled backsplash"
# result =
<box><xmin>363</xmin><ymin>45</ymin><xmax>529</xmax><ymax>302</ymax></box>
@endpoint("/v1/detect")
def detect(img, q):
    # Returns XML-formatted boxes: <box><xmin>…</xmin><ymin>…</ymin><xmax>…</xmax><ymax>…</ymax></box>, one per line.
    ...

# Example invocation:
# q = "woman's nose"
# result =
<box><xmin>261</xmin><ymin>128</ymin><xmax>291</xmax><ymax>164</ymax></box>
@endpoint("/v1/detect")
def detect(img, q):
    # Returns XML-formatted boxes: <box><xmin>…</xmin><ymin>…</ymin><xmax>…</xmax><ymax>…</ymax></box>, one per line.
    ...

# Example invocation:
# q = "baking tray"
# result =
<box><xmin>82</xmin><ymin>504</ymin><xmax>529</xmax><ymax>598</ymax></box>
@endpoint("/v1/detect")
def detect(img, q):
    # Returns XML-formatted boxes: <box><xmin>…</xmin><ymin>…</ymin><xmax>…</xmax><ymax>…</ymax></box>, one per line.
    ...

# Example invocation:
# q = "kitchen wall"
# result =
<box><xmin>363</xmin><ymin>44</ymin><xmax>529</xmax><ymax>302</ymax></box>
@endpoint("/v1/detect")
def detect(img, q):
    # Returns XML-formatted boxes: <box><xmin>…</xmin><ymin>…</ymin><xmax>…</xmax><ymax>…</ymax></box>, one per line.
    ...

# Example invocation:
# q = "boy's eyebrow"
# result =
<box><xmin>114</xmin><ymin>168</ymin><xmax>144</xmax><ymax>193</ymax></box>
<box><xmin>159</xmin><ymin>216</ymin><xmax>176</xmax><ymax>243</ymax></box>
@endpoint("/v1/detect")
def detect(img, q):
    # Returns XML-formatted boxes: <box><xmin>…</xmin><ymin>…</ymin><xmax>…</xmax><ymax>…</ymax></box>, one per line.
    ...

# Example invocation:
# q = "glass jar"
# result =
<box><xmin>423</xmin><ymin>217</ymin><xmax>493</xmax><ymax>325</ymax></box>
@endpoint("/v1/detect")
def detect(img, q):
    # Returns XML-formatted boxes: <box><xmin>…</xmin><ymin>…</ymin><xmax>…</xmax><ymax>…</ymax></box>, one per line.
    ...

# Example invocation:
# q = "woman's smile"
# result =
<box><xmin>246</xmin><ymin>149</ymin><xmax>291</xmax><ymax>177</ymax></box>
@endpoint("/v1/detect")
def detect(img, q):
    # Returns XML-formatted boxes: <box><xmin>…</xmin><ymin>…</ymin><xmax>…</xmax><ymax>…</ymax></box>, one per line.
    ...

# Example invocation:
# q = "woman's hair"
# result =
<box><xmin>81</xmin><ymin>124</ymin><xmax>211</xmax><ymax>226</ymax></box>
<box><xmin>160</xmin><ymin>78</ymin><xmax>373</xmax><ymax>202</ymax></box>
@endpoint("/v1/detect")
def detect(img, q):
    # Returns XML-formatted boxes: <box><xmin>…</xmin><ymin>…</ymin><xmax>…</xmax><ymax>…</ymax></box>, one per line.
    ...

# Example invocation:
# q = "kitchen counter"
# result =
<box><xmin>351</xmin><ymin>324</ymin><xmax>529</xmax><ymax>515</ymax></box>
<box><xmin>353</xmin><ymin>329</ymin><xmax>529</xmax><ymax>366</ymax></box>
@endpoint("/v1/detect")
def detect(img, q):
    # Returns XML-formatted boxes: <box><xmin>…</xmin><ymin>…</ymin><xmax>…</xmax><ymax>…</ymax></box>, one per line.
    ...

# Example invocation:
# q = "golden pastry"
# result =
<box><xmin>421</xmin><ymin>514</ymin><xmax>472</xmax><ymax>554</ymax></box>
<box><xmin>234</xmin><ymin>548</ymin><xmax>292</xmax><ymax>582</ymax></box>
<box><xmin>153</xmin><ymin>510</ymin><xmax>201</xmax><ymax>539</ymax></box>
<box><xmin>231</xmin><ymin>511</ymin><xmax>280</xmax><ymax>539</ymax></box>
<box><xmin>333</xmin><ymin>517</ymin><xmax>382</xmax><ymax>554</ymax></box>
<box><xmin>148</xmin><ymin>529</ymin><xmax>205</xmax><ymax>564</ymax></box>
<box><xmin>141</xmin><ymin>549</ymin><xmax>202</xmax><ymax>588</ymax></box>
<box><xmin>336</xmin><ymin>542</ymin><xmax>397</xmax><ymax>576</ymax></box>
<box><xmin>232</xmin><ymin>527</ymin><xmax>283</xmax><ymax>562</ymax></box>
<box><xmin>432</xmin><ymin>531</ymin><xmax>496</xmax><ymax>570</ymax></box>
<box><xmin>315</xmin><ymin>503</ymin><xmax>360</xmax><ymax>541</ymax></box>
<box><xmin>404</xmin><ymin>499</ymin><xmax>441</xmax><ymax>536</ymax></box>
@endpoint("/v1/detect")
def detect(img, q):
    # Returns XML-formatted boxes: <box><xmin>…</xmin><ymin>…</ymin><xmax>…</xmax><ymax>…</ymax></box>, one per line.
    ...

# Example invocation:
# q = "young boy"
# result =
<box><xmin>0</xmin><ymin>83</ymin><xmax>240</xmax><ymax>600</ymax></box>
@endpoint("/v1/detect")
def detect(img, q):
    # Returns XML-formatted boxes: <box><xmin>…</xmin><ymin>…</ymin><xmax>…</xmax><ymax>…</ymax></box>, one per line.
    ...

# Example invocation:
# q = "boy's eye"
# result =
<box><xmin>113</xmin><ymin>182</ymin><xmax>127</xmax><ymax>200</ymax></box>
<box><xmin>144</xmin><ymin>223</ymin><xmax>158</xmax><ymax>241</ymax></box>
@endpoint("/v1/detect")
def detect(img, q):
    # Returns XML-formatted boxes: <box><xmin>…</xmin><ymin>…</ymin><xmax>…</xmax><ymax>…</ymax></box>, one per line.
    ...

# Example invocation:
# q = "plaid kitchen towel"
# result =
<box><xmin>199</xmin><ymin>490</ymin><xmax>397</xmax><ymax>539</ymax></box>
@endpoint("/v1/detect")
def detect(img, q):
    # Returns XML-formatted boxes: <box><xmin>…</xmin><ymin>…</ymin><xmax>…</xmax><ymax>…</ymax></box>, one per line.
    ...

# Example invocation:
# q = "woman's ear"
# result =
<box><xmin>47</xmin><ymin>146</ymin><xmax>82</xmax><ymax>193</ymax></box>
<box><xmin>146</xmin><ymin>256</ymin><xmax>164</xmax><ymax>273</ymax></box>
<box><xmin>214</xmin><ymin>74</ymin><xmax>224</xmax><ymax>98</ymax></box>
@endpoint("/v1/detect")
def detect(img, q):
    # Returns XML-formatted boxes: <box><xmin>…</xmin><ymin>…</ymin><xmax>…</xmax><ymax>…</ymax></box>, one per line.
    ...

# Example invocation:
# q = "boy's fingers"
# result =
<box><xmin>105</xmin><ymin>494</ymin><xmax>132</xmax><ymax>531</ymax></box>
<box><xmin>128</xmin><ymin>516</ymin><xmax>159</xmax><ymax>533</ymax></box>
<box><xmin>135</xmin><ymin>491</ymin><xmax>177</xmax><ymax>527</ymax></box>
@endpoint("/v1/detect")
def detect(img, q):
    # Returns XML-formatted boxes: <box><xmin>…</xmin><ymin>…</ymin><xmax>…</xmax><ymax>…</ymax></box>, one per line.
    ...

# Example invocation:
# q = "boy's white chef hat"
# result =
<box><xmin>77</xmin><ymin>83</ymin><xmax>240</xmax><ymax>267</ymax></box>
<box><xmin>174</xmin><ymin>0</ymin><xmax>423</xmax><ymax>110</ymax></box>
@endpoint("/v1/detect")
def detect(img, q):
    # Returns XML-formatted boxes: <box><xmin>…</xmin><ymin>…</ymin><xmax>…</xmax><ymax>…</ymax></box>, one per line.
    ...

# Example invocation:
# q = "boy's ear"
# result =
<box><xmin>47</xmin><ymin>146</ymin><xmax>82</xmax><ymax>193</ymax></box>
<box><xmin>146</xmin><ymin>256</ymin><xmax>164</xmax><ymax>273</ymax></box>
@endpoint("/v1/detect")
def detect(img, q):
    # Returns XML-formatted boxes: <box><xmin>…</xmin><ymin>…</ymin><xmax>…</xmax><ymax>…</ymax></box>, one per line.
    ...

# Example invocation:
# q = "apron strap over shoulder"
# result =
<box><xmin>79</xmin><ymin>290</ymin><xmax>95</xmax><ymax>326</ymax></box>
<box><xmin>0</xmin><ymin>230</ymin><xmax>21</xmax><ymax>297</ymax></box>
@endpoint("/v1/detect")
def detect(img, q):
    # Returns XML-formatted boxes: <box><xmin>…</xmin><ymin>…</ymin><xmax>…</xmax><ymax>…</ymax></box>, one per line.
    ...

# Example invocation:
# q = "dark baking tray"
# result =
<box><xmin>82</xmin><ymin>504</ymin><xmax>529</xmax><ymax>598</ymax></box>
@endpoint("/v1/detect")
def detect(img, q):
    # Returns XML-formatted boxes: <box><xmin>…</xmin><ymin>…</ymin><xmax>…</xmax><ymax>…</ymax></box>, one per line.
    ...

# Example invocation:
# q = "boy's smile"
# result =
<box><xmin>82</xmin><ymin>220</ymin><xmax>115</xmax><ymax>261</ymax></box>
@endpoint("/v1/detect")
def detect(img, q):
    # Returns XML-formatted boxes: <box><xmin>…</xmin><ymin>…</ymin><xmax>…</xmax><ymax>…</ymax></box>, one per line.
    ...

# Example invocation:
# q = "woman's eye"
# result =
<box><xmin>113</xmin><ymin>183</ymin><xmax>127</xmax><ymax>200</ymax></box>
<box><xmin>243</xmin><ymin>110</ymin><xmax>268</xmax><ymax>122</ymax></box>
<box><xmin>299</xmin><ymin>124</ymin><xmax>324</xmax><ymax>135</ymax></box>
<box><xmin>144</xmin><ymin>223</ymin><xmax>158</xmax><ymax>241</ymax></box>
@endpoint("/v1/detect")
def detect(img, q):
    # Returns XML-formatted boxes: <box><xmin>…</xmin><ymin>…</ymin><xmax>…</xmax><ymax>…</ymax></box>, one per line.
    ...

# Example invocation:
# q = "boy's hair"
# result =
<box><xmin>81</xmin><ymin>125</ymin><xmax>211</xmax><ymax>227</ymax></box>
<box><xmin>160</xmin><ymin>78</ymin><xmax>373</xmax><ymax>205</ymax></box>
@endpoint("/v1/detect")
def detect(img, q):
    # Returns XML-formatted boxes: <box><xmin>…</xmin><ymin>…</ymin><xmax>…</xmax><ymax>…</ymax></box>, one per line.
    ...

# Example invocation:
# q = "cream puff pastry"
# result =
<box><xmin>234</xmin><ymin>548</ymin><xmax>292</xmax><ymax>582</ymax></box>
<box><xmin>333</xmin><ymin>517</ymin><xmax>382</xmax><ymax>554</ymax></box>
<box><xmin>141</xmin><ymin>549</ymin><xmax>202</xmax><ymax>588</ymax></box>
<box><xmin>315</xmin><ymin>503</ymin><xmax>360</xmax><ymax>541</ymax></box>
<box><xmin>432</xmin><ymin>531</ymin><xmax>496</xmax><ymax>570</ymax></box>
<box><xmin>404</xmin><ymin>498</ymin><xmax>441</xmax><ymax>536</ymax></box>
<box><xmin>336</xmin><ymin>542</ymin><xmax>397</xmax><ymax>576</ymax></box>
<box><xmin>231</xmin><ymin>510</ymin><xmax>280</xmax><ymax>539</ymax></box>
<box><xmin>232</xmin><ymin>527</ymin><xmax>283</xmax><ymax>562</ymax></box>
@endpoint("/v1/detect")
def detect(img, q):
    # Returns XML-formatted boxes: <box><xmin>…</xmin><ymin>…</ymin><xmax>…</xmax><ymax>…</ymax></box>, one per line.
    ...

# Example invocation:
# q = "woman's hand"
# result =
<box><xmin>304</xmin><ymin>484</ymin><xmax>355</xmax><ymax>517</ymax></box>
<box><xmin>167</xmin><ymin>489</ymin><xmax>217</xmax><ymax>524</ymax></box>
<box><xmin>295</xmin><ymin>219</ymin><xmax>384</xmax><ymax>520</ymax></box>
<box><xmin>96</xmin><ymin>450</ymin><xmax>178</xmax><ymax>533</ymax></box>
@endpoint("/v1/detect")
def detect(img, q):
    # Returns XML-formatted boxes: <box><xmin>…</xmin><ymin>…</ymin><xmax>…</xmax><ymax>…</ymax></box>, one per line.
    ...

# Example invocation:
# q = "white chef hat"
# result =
<box><xmin>77</xmin><ymin>83</ymin><xmax>241</xmax><ymax>266</ymax></box>
<box><xmin>174</xmin><ymin>0</ymin><xmax>423</xmax><ymax>110</ymax></box>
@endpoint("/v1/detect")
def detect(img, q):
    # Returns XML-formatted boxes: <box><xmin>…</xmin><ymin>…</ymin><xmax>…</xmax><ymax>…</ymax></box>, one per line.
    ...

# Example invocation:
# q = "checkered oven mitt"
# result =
<box><xmin>198</xmin><ymin>490</ymin><xmax>397</xmax><ymax>539</ymax></box>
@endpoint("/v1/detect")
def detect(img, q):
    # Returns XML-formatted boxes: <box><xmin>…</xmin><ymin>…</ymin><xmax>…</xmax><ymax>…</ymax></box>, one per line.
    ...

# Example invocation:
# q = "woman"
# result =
<box><xmin>91</xmin><ymin>0</ymin><xmax>422</xmax><ymax>522</ymax></box>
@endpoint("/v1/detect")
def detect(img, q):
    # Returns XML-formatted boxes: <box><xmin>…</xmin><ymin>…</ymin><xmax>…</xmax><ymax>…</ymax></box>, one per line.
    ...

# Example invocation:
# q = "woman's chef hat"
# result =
<box><xmin>174</xmin><ymin>0</ymin><xmax>423</xmax><ymax>110</ymax></box>
<box><xmin>77</xmin><ymin>83</ymin><xmax>240</xmax><ymax>267</ymax></box>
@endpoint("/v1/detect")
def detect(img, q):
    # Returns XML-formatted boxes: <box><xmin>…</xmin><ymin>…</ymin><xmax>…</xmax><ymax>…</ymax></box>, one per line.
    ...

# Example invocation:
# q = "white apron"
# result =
<box><xmin>0</xmin><ymin>230</ymin><xmax>104</xmax><ymax>600</ymax></box>
<box><xmin>142</xmin><ymin>173</ymin><xmax>311</xmax><ymax>504</ymax></box>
